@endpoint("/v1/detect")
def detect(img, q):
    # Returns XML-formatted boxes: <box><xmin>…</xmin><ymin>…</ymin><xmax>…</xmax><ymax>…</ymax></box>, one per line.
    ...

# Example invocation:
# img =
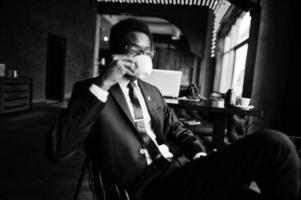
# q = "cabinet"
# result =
<box><xmin>0</xmin><ymin>77</ymin><xmax>32</xmax><ymax>114</ymax></box>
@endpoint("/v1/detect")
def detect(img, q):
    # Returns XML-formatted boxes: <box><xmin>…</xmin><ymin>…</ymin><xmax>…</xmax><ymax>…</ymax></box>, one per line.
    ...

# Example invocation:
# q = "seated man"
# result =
<box><xmin>45</xmin><ymin>18</ymin><xmax>300</xmax><ymax>200</ymax></box>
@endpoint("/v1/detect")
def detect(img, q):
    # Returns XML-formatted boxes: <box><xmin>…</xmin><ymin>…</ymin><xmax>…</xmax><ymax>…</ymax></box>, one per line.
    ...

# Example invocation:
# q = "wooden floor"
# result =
<box><xmin>0</xmin><ymin>102</ymin><xmax>92</xmax><ymax>200</ymax></box>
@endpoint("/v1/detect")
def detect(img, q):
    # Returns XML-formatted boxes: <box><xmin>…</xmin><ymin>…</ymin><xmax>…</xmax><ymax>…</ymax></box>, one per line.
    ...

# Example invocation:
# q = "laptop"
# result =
<box><xmin>143</xmin><ymin>69</ymin><xmax>182</xmax><ymax>99</ymax></box>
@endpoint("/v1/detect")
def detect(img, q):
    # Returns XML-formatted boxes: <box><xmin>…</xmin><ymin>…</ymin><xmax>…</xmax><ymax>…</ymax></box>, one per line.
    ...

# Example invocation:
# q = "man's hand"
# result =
<box><xmin>96</xmin><ymin>54</ymin><xmax>136</xmax><ymax>91</ymax></box>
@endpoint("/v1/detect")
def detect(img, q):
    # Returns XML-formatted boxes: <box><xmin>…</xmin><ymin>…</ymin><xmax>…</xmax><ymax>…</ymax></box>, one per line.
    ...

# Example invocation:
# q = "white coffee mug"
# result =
<box><xmin>133</xmin><ymin>55</ymin><xmax>153</xmax><ymax>79</ymax></box>
<box><xmin>236</xmin><ymin>97</ymin><xmax>251</xmax><ymax>107</ymax></box>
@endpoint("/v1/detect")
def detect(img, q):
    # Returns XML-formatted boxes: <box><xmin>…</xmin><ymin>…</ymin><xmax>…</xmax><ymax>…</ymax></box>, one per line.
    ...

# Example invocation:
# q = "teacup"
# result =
<box><xmin>133</xmin><ymin>55</ymin><xmax>153</xmax><ymax>79</ymax></box>
<box><xmin>236</xmin><ymin>97</ymin><xmax>251</xmax><ymax>107</ymax></box>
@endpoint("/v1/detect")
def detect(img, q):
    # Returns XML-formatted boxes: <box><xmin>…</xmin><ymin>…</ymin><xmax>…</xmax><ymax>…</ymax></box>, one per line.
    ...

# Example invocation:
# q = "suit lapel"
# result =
<box><xmin>138</xmin><ymin>81</ymin><xmax>153</xmax><ymax>112</ymax></box>
<box><xmin>109</xmin><ymin>84</ymin><xmax>135</xmax><ymax>127</ymax></box>
<box><xmin>110</xmin><ymin>81</ymin><xmax>163</xmax><ymax>142</ymax></box>
<box><xmin>138</xmin><ymin>80</ymin><xmax>162</xmax><ymax>139</ymax></box>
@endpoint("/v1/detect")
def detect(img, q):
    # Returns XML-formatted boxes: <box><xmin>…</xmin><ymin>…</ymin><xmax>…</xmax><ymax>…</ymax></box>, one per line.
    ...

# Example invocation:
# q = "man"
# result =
<box><xmin>46</xmin><ymin>18</ymin><xmax>300</xmax><ymax>200</ymax></box>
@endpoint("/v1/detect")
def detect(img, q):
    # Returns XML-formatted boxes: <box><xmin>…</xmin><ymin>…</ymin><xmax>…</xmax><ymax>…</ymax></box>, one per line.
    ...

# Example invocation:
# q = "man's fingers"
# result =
<box><xmin>111</xmin><ymin>55</ymin><xmax>135</xmax><ymax>68</ymax></box>
<box><xmin>124</xmin><ymin>61</ymin><xmax>136</xmax><ymax>72</ymax></box>
<box><xmin>111</xmin><ymin>54</ymin><xmax>134</xmax><ymax>62</ymax></box>
<box><xmin>110</xmin><ymin>54</ymin><xmax>137</xmax><ymax>76</ymax></box>
<box><xmin>123</xmin><ymin>65</ymin><xmax>136</xmax><ymax>76</ymax></box>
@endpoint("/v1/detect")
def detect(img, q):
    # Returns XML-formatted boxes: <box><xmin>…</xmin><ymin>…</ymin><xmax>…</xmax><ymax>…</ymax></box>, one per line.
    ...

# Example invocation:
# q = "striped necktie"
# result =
<box><xmin>127</xmin><ymin>81</ymin><xmax>162</xmax><ymax>161</ymax></box>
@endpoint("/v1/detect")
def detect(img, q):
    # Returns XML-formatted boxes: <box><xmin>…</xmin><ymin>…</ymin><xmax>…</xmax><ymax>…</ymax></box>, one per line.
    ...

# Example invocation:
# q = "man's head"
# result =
<box><xmin>109</xmin><ymin>18</ymin><xmax>154</xmax><ymax>57</ymax></box>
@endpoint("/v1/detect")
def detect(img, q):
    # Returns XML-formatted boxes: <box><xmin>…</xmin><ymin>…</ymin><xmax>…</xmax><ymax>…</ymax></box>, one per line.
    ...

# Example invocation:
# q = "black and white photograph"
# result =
<box><xmin>0</xmin><ymin>0</ymin><xmax>299</xmax><ymax>199</ymax></box>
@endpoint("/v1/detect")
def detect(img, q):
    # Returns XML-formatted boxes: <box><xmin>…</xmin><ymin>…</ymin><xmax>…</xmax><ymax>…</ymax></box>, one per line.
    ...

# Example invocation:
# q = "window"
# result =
<box><xmin>214</xmin><ymin>12</ymin><xmax>251</xmax><ymax>96</ymax></box>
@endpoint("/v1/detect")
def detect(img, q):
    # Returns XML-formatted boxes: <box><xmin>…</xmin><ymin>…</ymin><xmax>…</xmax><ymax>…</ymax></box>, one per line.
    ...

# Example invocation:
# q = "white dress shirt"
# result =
<box><xmin>89</xmin><ymin>78</ymin><xmax>174</xmax><ymax>165</ymax></box>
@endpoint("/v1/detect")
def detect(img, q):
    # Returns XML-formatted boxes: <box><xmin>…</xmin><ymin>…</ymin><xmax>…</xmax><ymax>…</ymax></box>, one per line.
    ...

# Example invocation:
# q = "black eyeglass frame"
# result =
<box><xmin>124</xmin><ymin>44</ymin><xmax>155</xmax><ymax>58</ymax></box>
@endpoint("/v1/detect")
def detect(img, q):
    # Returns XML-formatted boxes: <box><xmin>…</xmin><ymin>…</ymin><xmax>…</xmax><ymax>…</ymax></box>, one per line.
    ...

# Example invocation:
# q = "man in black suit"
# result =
<box><xmin>46</xmin><ymin>18</ymin><xmax>300</xmax><ymax>200</ymax></box>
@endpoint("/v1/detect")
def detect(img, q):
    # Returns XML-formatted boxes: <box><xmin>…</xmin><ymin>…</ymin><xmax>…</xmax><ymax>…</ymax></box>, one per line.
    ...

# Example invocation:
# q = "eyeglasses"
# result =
<box><xmin>124</xmin><ymin>44</ymin><xmax>155</xmax><ymax>58</ymax></box>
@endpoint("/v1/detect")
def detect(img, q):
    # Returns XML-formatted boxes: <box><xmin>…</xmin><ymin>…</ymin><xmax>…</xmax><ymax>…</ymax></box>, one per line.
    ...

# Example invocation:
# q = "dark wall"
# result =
<box><xmin>0</xmin><ymin>0</ymin><xmax>97</xmax><ymax>102</ymax></box>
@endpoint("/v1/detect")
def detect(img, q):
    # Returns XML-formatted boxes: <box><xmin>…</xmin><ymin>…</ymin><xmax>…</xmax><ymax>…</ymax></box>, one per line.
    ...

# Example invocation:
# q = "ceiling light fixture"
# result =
<box><xmin>103</xmin><ymin>36</ymin><xmax>109</xmax><ymax>42</ymax></box>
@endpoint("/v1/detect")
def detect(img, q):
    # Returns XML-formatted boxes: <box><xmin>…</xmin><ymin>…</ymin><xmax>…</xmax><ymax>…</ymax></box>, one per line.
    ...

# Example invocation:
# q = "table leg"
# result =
<box><xmin>212</xmin><ymin>114</ymin><xmax>227</xmax><ymax>150</ymax></box>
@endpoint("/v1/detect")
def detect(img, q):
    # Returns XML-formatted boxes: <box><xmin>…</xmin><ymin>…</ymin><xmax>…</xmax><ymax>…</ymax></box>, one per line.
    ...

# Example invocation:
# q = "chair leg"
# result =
<box><xmin>116</xmin><ymin>184</ymin><xmax>132</xmax><ymax>200</ymax></box>
<box><xmin>92</xmin><ymin>166</ymin><xmax>106</xmax><ymax>200</ymax></box>
<box><xmin>79</xmin><ymin>160</ymin><xmax>133</xmax><ymax>200</ymax></box>
<box><xmin>93</xmin><ymin>167</ymin><xmax>131</xmax><ymax>200</ymax></box>
<box><xmin>73</xmin><ymin>157</ymin><xmax>89</xmax><ymax>200</ymax></box>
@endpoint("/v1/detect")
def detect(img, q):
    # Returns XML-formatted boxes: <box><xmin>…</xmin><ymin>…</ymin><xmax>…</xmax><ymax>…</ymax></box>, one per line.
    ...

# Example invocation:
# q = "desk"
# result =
<box><xmin>165</xmin><ymin>98</ymin><xmax>263</xmax><ymax>150</ymax></box>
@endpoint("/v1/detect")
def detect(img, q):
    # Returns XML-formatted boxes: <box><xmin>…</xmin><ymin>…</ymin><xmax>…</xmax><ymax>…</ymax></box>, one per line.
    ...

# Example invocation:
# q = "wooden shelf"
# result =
<box><xmin>0</xmin><ymin>77</ymin><xmax>32</xmax><ymax>114</ymax></box>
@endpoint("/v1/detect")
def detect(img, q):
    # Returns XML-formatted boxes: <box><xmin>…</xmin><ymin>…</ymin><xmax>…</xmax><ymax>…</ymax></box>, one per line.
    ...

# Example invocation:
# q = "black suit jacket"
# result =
<box><xmin>46</xmin><ymin>78</ymin><xmax>205</xmax><ymax>188</ymax></box>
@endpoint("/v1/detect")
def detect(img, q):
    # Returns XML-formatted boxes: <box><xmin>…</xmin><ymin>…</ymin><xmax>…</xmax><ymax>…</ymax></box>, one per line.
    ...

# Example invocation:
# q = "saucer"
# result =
<box><xmin>234</xmin><ymin>105</ymin><xmax>254</xmax><ymax>110</ymax></box>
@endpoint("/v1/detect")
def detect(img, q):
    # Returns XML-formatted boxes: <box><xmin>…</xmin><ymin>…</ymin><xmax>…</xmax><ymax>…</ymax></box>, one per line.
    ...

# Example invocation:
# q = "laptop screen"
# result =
<box><xmin>143</xmin><ymin>69</ymin><xmax>182</xmax><ymax>98</ymax></box>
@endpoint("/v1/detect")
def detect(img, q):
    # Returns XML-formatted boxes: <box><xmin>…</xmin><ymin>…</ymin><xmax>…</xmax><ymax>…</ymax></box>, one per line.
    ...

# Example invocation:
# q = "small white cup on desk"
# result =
<box><xmin>236</xmin><ymin>97</ymin><xmax>251</xmax><ymax>107</ymax></box>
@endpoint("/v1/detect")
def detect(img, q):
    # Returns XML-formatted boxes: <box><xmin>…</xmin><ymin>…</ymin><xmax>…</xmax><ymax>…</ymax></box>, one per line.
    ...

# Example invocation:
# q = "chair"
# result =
<box><xmin>73</xmin><ymin>158</ymin><xmax>89</xmax><ymax>200</ymax></box>
<box><xmin>75</xmin><ymin>156</ymin><xmax>261</xmax><ymax>200</ymax></box>
<box><xmin>74</xmin><ymin>157</ymin><xmax>131</xmax><ymax>200</ymax></box>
